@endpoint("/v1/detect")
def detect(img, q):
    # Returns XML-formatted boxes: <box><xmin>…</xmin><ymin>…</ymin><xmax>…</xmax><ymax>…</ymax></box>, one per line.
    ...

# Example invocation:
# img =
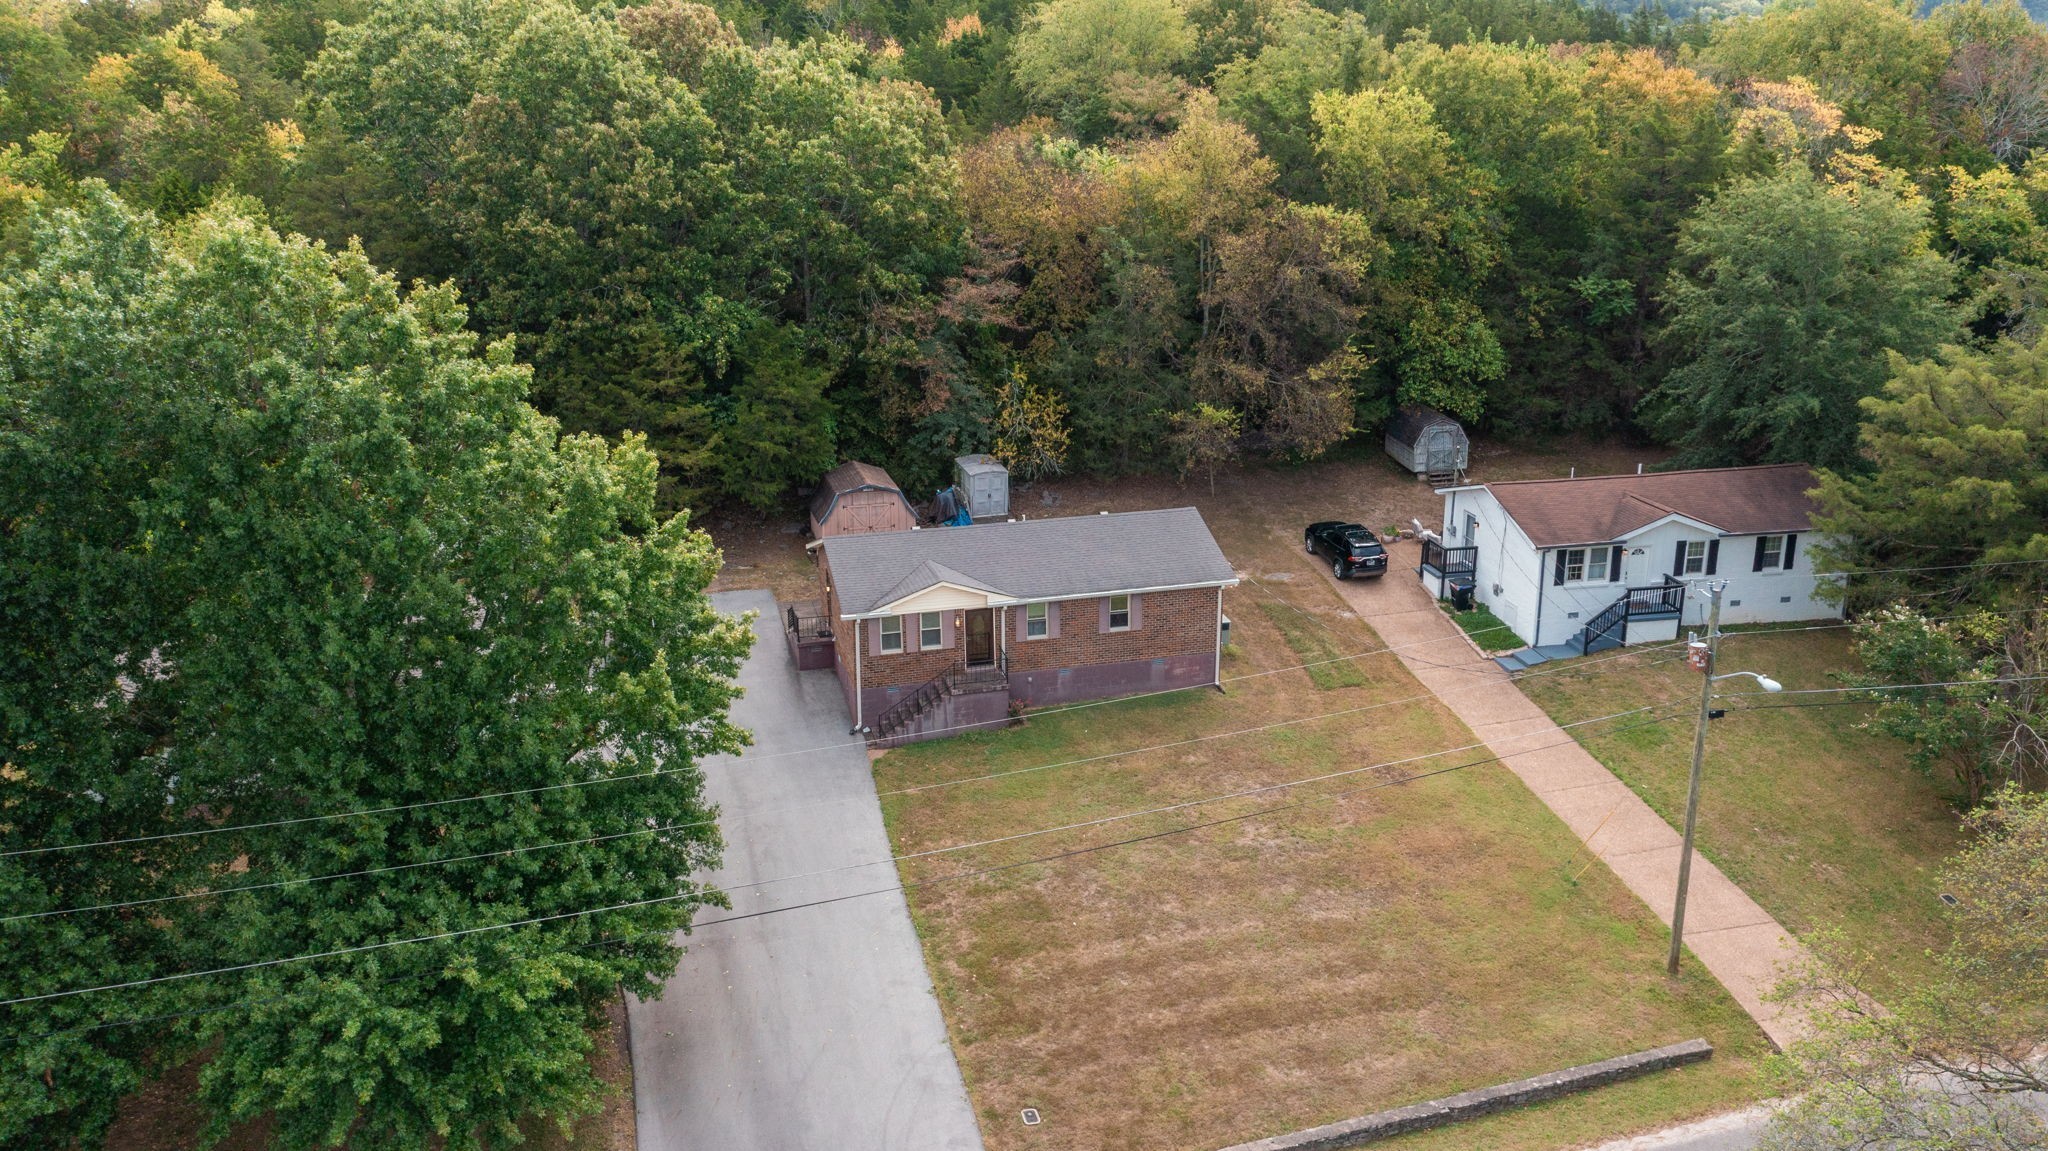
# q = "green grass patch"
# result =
<box><xmin>1519</xmin><ymin>629</ymin><xmax>1964</xmax><ymax>999</ymax></box>
<box><xmin>1257</xmin><ymin>600</ymin><xmax>1371</xmax><ymax>688</ymax></box>
<box><xmin>1444</xmin><ymin>601</ymin><xmax>1522</xmax><ymax>653</ymax></box>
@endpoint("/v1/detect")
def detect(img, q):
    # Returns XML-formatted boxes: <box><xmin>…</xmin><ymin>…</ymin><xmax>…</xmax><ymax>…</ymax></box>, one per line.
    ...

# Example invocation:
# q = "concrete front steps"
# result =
<box><xmin>1494</xmin><ymin>643</ymin><xmax>1585</xmax><ymax>672</ymax></box>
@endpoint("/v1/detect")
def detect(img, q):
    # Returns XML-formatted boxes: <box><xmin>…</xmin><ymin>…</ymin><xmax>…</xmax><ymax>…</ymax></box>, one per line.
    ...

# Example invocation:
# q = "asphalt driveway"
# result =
<box><xmin>627</xmin><ymin>588</ymin><xmax>985</xmax><ymax>1151</ymax></box>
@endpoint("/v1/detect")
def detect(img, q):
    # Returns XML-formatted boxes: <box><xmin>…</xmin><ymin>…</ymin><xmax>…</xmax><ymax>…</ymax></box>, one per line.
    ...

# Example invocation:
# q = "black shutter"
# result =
<box><xmin>1783</xmin><ymin>534</ymin><xmax>1796</xmax><ymax>569</ymax></box>
<box><xmin>1753</xmin><ymin>537</ymin><xmax>1767</xmax><ymax>572</ymax></box>
<box><xmin>1609</xmin><ymin>545</ymin><xmax>1623</xmax><ymax>582</ymax></box>
<box><xmin>1706</xmin><ymin>539</ymin><xmax>1720</xmax><ymax>575</ymax></box>
<box><xmin>1672</xmin><ymin>541</ymin><xmax>1686</xmax><ymax>576</ymax></box>
<box><xmin>1553</xmin><ymin>551</ymin><xmax>1566</xmax><ymax>586</ymax></box>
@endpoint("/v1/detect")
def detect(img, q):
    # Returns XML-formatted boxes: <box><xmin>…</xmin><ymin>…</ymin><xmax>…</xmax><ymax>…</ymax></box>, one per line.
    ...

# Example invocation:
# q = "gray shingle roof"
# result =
<box><xmin>821</xmin><ymin>508</ymin><xmax>1237</xmax><ymax>616</ymax></box>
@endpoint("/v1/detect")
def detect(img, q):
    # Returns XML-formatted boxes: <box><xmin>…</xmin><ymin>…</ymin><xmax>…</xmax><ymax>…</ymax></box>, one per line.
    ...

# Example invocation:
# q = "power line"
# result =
<box><xmin>22</xmin><ymin>550</ymin><xmax>2019</xmax><ymax>861</ymax></box>
<box><xmin>0</xmin><ymin>598</ymin><xmax>1526</xmax><ymax>859</ymax></box>
<box><xmin>1</xmin><ymin>707</ymin><xmax>1681</xmax><ymax>1015</ymax></box>
<box><xmin>0</xmin><ymin>700</ymin><xmax>1679</xmax><ymax>1003</ymax></box>
<box><xmin>0</xmin><ymin>822</ymin><xmax>705</xmax><ymax>925</ymax></box>
<box><xmin>1718</xmin><ymin>674</ymin><xmax>2048</xmax><ymax>699</ymax></box>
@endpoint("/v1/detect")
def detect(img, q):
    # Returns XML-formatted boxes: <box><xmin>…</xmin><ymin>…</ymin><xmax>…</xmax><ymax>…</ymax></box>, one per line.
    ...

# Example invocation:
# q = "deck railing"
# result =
<box><xmin>784</xmin><ymin>605</ymin><xmax>833</xmax><ymax>642</ymax></box>
<box><xmin>1420</xmin><ymin>539</ymin><xmax>1478</xmax><ymax>577</ymax></box>
<box><xmin>1622</xmin><ymin>577</ymin><xmax>1685</xmax><ymax>617</ymax></box>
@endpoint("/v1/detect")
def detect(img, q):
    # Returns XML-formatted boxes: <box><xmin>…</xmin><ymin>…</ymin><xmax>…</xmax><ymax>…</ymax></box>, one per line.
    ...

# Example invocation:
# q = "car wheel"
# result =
<box><xmin>1333</xmin><ymin>559</ymin><xmax>1347</xmax><ymax>579</ymax></box>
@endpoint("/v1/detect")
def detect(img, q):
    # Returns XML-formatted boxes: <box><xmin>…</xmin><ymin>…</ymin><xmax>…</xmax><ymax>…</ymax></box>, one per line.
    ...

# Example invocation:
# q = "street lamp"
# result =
<box><xmin>1668</xmin><ymin>580</ymin><xmax>1783</xmax><ymax>976</ymax></box>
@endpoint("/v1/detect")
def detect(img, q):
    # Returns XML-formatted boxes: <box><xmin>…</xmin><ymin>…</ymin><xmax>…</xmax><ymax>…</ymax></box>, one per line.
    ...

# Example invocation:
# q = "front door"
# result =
<box><xmin>965</xmin><ymin>608</ymin><xmax>995</xmax><ymax>667</ymax></box>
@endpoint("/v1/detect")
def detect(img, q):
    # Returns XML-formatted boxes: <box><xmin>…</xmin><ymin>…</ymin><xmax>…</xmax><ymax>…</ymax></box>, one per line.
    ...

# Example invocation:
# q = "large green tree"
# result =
<box><xmin>1009</xmin><ymin>0</ymin><xmax>1194</xmax><ymax>137</ymax></box>
<box><xmin>1650</xmin><ymin>165</ymin><xmax>1957</xmax><ymax>469</ymax></box>
<box><xmin>1810</xmin><ymin>332</ymin><xmax>2048</xmax><ymax>603</ymax></box>
<box><xmin>1766</xmin><ymin>787</ymin><xmax>2048</xmax><ymax>1150</ymax></box>
<box><xmin>0</xmin><ymin>189</ymin><xmax>750</xmax><ymax>1150</ymax></box>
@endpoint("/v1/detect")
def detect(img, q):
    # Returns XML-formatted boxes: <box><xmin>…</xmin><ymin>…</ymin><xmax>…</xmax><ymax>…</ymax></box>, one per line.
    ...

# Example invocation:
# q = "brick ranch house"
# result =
<box><xmin>809</xmin><ymin>508</ymin><xmax>1238</xmax><ymax>745</ymax></box>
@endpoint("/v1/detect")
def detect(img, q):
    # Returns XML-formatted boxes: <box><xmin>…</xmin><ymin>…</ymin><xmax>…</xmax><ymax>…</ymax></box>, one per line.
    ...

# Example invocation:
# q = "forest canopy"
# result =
<box><xmin>7</xmin><ymin>0</ymin><xmax>2048</xmax><ymax>508</ymax></box>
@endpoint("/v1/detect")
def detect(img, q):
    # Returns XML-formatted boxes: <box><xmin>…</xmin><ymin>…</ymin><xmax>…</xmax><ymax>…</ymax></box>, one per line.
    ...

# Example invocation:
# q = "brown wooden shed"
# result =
<box><xmin>809</xmin><ymin>461</ymin><xmax>919</xmax><ymax>538</ymax></box>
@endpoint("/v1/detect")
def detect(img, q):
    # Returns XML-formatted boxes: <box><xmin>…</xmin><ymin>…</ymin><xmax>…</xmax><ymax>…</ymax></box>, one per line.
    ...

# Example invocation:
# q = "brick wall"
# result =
<box><xmin>1003</xmin><ymin>587</ymin><xmax>1217</xmax><ymax>675</ymax></box>
<box><xmin>820</xmin><ymin>547</ymin><xmax>1225</xmax><ymax>730</ymax></box>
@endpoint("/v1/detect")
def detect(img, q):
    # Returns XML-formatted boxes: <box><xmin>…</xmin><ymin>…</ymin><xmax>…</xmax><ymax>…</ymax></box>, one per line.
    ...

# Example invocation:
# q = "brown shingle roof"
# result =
<box><xmin>809</xmin><ymin>461</ymin><xmax>907</xmax><ymax>523</ymax></box>
<box><xmin>1483</xmin><ymin>464</ymin><xmax>1821</xmax><ymax>548</ymax></box>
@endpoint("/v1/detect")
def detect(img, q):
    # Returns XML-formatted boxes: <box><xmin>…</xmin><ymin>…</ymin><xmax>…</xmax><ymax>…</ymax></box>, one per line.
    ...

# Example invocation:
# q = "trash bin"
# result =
<box><xmin>1448</xmin><ymin>578</ymin><xmax>1475</xmax><ymax>612</ymax></box>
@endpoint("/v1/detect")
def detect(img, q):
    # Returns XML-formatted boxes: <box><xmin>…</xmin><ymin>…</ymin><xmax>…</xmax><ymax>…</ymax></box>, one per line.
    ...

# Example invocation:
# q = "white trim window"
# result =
<box><xmin>880</xmin><ymin>615</ymin><xmax>903</xmax><ymax>653</ymax></box>
<box><xmin>1680</xmin><ymin>540</ymin><xmax>1708</xmax><ymax>576</ymax></box>
<box><xmin>1562</xmin><ymin>548</ymin><xmax>1608</xmax><ymax>583</ymax></box>
<box><xmin>920</xmin><ymin>611</ymin><xmax>942</xmax><ymax>649</ymax></box>
<box><xmin>1025</xmin><ymin>602</ymin><xmax>1049</xmax><ymax>639</ymax></box>
<box><xmin>1107</xmin><ymin>594</ymin><xmax>1131</xmax><ymax>631</ymax></box>
<box><xmin>1757</xmin><ymin>535</ymin><xmax>1786</xmax><ymax>570</ymax></box>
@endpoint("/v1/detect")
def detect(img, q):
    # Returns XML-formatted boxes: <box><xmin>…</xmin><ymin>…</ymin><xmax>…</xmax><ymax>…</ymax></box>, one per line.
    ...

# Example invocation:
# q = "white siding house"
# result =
<box><xmin>1418</xmin><ymin>465</ymin><xmax>1843</xmax><ymax>666</ymax></box>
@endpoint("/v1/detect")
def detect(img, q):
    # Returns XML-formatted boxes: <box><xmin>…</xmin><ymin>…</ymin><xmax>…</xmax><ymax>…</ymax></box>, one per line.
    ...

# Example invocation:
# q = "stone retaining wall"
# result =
<box><xmin>1216</xmin><ymin>1039</ymin><xmax>1714</xmax><ymax>1151</ymax></box>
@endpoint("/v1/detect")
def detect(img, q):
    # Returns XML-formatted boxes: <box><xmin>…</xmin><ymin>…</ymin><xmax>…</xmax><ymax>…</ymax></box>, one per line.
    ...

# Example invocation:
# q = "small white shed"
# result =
<box><xmin>1385</xmin><ymin>406</ymin><xmax>1469</xmax><ymax>483</ymax></box>
<box><xmin>954</xmin><ymin>454</ymin><xmax>1009</xmax><ymax>519</ymax></box>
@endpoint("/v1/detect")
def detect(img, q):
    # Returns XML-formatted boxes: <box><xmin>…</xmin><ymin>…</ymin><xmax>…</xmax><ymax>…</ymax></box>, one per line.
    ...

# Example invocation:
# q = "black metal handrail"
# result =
<box><xmin>1622</xmin><ymin>579</ymin><xmax>1684</xmax><ymax>617</ymax></box>
<box><xmin>785</xmin><ymin>605</ymin><xmax>833</xmax><ymax>641</ymax></box>
<box><xmin>873</xmin><ymin>671</ymin><xmax>949</xmax><ymax>738</ymax></box>
<box><xmin>1421</xmin><ymin>539</ymin><xmax>1477</xmax><ymax>576</ymax></box>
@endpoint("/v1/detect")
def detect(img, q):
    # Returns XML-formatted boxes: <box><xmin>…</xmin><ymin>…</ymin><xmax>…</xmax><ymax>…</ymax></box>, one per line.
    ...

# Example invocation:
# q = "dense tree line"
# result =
<box><xmin>11</xmin><ymin>0</ymin><xmax>2048</xmax><ymax>510</ymax></box>
<box><xmin>9</xmin><ymin>0</ymin><xmax>2048</xmax><ymax>1145</ymax></box>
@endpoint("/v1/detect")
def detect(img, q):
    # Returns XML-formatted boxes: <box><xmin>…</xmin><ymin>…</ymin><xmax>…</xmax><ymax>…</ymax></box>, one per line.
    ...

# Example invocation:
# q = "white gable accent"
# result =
<box><xmin>1621</xmin><ymin>511</ymin><xmax>1723</xmax><ymax>542</ymax></box>
<box><xmin>873</xmin><ymin>582</ymin><xmax>1003</xmax><ymax>615</ymax></box>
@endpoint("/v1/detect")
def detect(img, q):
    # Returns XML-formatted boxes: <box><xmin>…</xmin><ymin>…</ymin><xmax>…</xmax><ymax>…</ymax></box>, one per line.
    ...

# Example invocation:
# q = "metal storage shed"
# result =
<box><xmin>809</xmin><ymin>461</ymin><xmax>919</xmax><ymax>538</ymax></box>
<box><xmin>954</xmin><ymin>454</ymin><xmax>1009</xmax><ymax>519</ymax></box>
<box><xmin>1384</xmin><ymin>406</ymin><xmax>1469</xmax><ymax>484</ymax></box>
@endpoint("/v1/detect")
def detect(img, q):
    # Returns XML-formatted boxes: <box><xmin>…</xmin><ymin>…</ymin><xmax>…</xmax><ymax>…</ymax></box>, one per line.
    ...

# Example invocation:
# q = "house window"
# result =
<box><xmin>1680</xmin><ymin>540</ymin><xmax>1708</xmax><ymax>575</ymax></box>
<box><xmin>1758</xmin><ymin>535</ymin><xmax>1784</xmax><ymax>570</ymax></box>
<box><xmin>1026</xmin><ymin>602</ymin><xmax>1049</xmax><ymax>639</ymax></box>
<box><xmin>920</xmin><ymin>611</ymin><xmax>942</xmax><ymax>649</ymax></box>
<box><xmin>880</xmin><ymin>615</ymin><xmax>903</xmax><ymax>653</ymax></box>
<box><xmin>1561</xmin><ymin>548</ymin><xmax>1607</xmax><ymax>583</ymax></box>
<box><xmin>1107</xmin><ymin>595</ymin><xmax>1130</xmax><ymax>631</ymax></box>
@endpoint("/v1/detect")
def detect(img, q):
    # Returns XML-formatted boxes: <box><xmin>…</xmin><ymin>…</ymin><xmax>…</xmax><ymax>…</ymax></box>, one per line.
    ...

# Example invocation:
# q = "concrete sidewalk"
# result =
<box><xmin>1310</xmin><ymin>542</ymin><xmax>1810</xmax><ymax>1049</ymax></box>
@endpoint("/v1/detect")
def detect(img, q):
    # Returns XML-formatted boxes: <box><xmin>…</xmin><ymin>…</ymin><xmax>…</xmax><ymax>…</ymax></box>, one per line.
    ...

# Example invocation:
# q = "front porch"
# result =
<box><xmin>1495</xmin><ymin>577</ymin><xmax>1685</xmax><ymax>672</ymax></box>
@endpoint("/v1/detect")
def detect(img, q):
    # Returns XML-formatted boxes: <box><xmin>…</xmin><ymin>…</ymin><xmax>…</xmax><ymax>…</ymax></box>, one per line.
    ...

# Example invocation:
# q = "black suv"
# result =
<box><xmin>1305</xmin><ymin>521</ymin><xmax>1389</xmax><ymax>579</ymax></box>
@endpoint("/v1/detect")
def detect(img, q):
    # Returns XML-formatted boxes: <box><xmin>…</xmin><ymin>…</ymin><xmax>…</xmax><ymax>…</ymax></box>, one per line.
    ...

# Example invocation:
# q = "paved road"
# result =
<box><xmin>1580</xmin><ymin>1107</ymin><xmax>1767</xmax><ymax>1151</ymax></box>
<box><xmin>627</xmin><ymin>589</ymin><xmax>985</xmax><ymax>1151</ymax></box>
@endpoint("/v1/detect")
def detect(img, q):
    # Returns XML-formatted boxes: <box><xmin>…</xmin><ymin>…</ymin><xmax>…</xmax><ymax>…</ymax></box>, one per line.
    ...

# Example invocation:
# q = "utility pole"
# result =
<box><xmin>1668</xmin><ymin>580</ymin><xmax>1724</xmax><ymax>976</ymax></box>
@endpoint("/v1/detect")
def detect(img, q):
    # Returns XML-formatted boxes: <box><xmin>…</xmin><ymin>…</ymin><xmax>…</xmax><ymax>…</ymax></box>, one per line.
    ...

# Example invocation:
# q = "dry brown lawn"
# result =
<box><xmin>846</xmin><ymin>440</ymin><xmax>1774</xmax><ymax>1151</ymax></box>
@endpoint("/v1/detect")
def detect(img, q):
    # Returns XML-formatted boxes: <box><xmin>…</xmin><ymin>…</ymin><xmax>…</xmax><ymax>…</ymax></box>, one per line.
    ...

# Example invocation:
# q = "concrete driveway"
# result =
<box><xmin>627</xmin><ymin>589</ymin><xmax>985</xmax><ymax>1151</ymax></box>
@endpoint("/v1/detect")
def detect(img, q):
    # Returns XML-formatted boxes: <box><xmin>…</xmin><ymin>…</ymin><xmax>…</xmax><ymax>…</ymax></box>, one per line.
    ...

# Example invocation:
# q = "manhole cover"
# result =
<box><xmin>1021</xmin><ymin>1108</ymin><xmax>1042</xmax><ymax>1126</ymax></box>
